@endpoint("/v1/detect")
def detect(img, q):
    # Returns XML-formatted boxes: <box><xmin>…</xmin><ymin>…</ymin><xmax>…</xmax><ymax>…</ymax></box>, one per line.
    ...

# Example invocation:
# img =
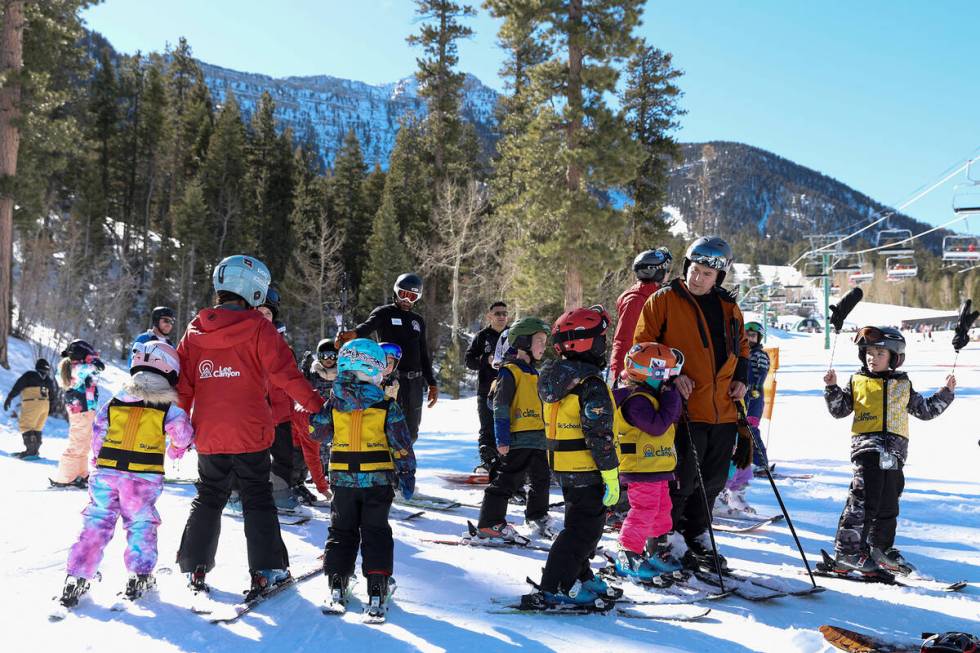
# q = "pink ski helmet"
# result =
<box><xmin>130</xmin><ymin>340</ymin><xmax>180</xmax><ymax>386</ymax></box>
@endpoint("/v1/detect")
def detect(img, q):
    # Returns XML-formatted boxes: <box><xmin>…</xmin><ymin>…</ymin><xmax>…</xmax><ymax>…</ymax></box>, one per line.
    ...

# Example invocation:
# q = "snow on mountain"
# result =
<box><xmin>3</xmin><ymin>319</ymin><xmax>978</xmax><ymax>651</ymax></box>
<box><xmin>199</xmin><ymin>62</ymin><xmax>499</xmax><ymax>170</ymax></box>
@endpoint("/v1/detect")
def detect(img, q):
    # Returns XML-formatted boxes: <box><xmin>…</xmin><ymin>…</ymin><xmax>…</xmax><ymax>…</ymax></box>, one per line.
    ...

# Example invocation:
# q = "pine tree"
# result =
<box><xmin>486</xmin><ymin>0</ymin><xmax>645</xmax><ymax>311</ymax></box>
<box><xmin>621</xmin><ymin>43</ymin><xmax>685</xmax><ymax>252</ymax></box>
<box><xmin>360</xmin><ymin>191</ymin><xmax>412</xmax><ymax>316</ymax></box>
<box><xmin>331</xmin><ymin>129</ymin><xmax>369</xmax><ymax>300</ymax></box>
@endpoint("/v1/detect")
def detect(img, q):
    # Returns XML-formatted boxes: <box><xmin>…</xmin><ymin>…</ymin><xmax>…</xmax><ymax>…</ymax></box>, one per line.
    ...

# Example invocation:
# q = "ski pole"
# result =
<box><xmin>827</xmin><ymin>331</ymin><xmax>840</xmax><ymax>372</ymax></box>
<box><xmin>680</xmin><ymin>408</ymin><xmax>726</xmax><ymax>593</ymax></box>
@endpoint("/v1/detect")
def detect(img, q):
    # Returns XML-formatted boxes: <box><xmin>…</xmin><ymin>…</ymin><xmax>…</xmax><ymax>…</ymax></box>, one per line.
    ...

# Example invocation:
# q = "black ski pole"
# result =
<box><xmin>680</xmin><ymin>408</ymin><xmax>726</xmax><ymax>593</ymax></box>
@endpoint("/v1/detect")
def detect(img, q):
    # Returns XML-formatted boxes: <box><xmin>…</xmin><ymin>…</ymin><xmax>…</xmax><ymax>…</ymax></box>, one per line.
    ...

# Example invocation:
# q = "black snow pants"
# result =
<box><xmin>324</xmin><ymin>484</ymin><xmax>395</xmax><ymax>578</ymax></box>
<box><xmin>478</xmin><ymin>448</ymin><xmax>551</xmax><ymax>528</ymax></box>
<box><xmin>834</xmin><ymin>451</ymin><xmax>905</xmax><ymax>555</ymax></box>
<box><xmin>177</xmin><ymin>450</ymin><xmax>289</xmax><ymax>573</ymax></box>
<box><xmin>670</xmin><ymin>421</ymin><xmax>737</xmax><ymax>543</ymax></box>
<box><xmin>476</xmin><ymin>394</ymin><xmax>501</xmax><ymax>479</ymax></box>
<box><xmin>397</xmin><ymin>375</ymin><xmax>426</xmax><ymax>443</ymax></box>
<box><xmin>270</xmin><ymin>421</ymin><xmax>294</xmax><ymax>486</ymax></box>
<box><xmin>539</xmin><ymin>484</ymin><xmax>605</xmax><ymax>593</ymax></box>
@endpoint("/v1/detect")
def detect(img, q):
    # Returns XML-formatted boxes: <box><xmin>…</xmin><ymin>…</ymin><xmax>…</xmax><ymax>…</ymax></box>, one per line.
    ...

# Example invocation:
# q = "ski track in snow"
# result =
<box><xmin>2</xmin><ymin>327</ymin><xmax>978</xmax><ymax>652</ymax></box>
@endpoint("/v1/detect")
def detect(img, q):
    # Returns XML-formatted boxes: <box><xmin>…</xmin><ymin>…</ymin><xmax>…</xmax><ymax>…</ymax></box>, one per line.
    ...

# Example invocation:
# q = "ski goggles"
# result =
<box><xmin>625</xmin><ymin>348</ymin><xmax>685</xmax><ymax>381</ymax></box>
<box><xmin>688</xmin><ymin>251</ymin><xmax>730</xmax><ymax>271</ymax></box>
<box><xmin>853</xmin><ymin>326</ymin><xmax>902</xmax><ymax>347</ymax></box>
<box><xmin>317</xmin><ymin>350</ymin><xmax>338</xmax><ymax>363</ymax></box>
<box><xmin>396</xmin><ymin>288</ymin><xmax>421</xmax><ymax>304</ymax></box>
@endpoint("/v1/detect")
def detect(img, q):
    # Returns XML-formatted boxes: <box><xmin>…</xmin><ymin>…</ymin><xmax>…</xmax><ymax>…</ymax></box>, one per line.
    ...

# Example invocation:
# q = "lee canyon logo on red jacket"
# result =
<box><xmin>198</xmin><ymin>359</ymin><xmax>241</xmax><ymax>380</ymax></box>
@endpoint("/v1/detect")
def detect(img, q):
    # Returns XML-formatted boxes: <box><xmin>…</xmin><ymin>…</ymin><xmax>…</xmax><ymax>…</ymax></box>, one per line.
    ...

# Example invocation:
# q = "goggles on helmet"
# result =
<box><xmin>396</xmin><ymin>288</ymin><xmax>421</xmax><ymax>304</ymax></box>
<box><xmin>854</xmin><ymin>326</ymin><xmax>903</xmax><ymax>346</ymax></box>
<box><xmin>625</xmin><ymin>347</ymin><xmax>685</xmax><ymax>381</ymax></box>
<box><xmin>688</xmin><ymin>251</ymin><xmax>730</xmax><ymax>271</ymax></box>
<box><xmin>317</xmin><ymin>350</ymin><xmax>337</xmax><ymax>363</ymax></box>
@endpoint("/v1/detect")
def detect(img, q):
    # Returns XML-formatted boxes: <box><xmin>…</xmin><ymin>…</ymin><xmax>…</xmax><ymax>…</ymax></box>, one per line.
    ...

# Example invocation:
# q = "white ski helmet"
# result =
<box><xmin>130</xmin><ymin>340</ymin><xmax>180</xmax><ymax>386</ymax></box>
<box><xmin>212</xmin><ymin>255</ymin><xmax>272</xmax><ymax>307</ymax></box>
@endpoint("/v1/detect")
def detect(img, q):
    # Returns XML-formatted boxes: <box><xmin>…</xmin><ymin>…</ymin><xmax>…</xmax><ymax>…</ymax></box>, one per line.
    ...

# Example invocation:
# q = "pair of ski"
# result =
<box><xmin>753</xmin><ymin>464</ymin><xmax>814</xmax><ymax>481</ymax></box>
<box><xmin>421</xmin><ymin>521</ymin><xmax>554</xmax><ymax>553</ymax></box>
<box><xmin>811</xmin><ymin>549</ymin><xmax>966</xmax><ymax>593</ymax></box>
<box><xmin>712</xmin><ymin>513</ymin><xmax>785</xmax><ymax>533</ymax></box>
<box><xmin>395</xmin><ymin>493</ymin><xmax>462</xmax><ymax>512</ymax></box>
<box><xmin>322</xmin><ymin>577</ymin><xmax>396</xmax><ymax>624</ymax></box>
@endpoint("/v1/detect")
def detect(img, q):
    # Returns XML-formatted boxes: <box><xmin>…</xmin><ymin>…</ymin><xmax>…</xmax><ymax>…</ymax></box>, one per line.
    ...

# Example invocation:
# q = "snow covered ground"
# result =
<box><xmin>2</xmin><ymin>326</ymin><xmax>978</xmax><ymax>652</ymax></box>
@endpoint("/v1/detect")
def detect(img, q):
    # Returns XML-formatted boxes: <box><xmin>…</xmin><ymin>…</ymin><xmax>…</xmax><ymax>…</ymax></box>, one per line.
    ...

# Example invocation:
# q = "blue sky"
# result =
<box><xmin>83</xmin><ymin>1</ymin><xmax>980</xmax><ymax>235</ymax></box>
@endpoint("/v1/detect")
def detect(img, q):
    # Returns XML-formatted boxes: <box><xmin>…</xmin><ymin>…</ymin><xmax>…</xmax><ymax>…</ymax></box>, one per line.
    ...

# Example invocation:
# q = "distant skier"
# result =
<box><xmin>718</xmin><ymin>321</ymin><xmax>770</xmax><ymax>515</ymax></box>
<box><xmin>51</xmin><ymin>340</ymin><xmax>106</xmax><ymax>488</ymax></box>
<box><xmin>823</xmin><ymin>326</ymin><xmax>955</xmax><ymax>575</ymax></box>
<box><xmin>465</xmin><ymin>301</ymin><xmax>510</xmax><ymax>477</ymax></box>
<box><xmin>57</xmin><ymin>340</ymin><xmax>193</xmax><ymax>609</ymax></box>
<box><xmin>609</xmin><ymin>248</ymin><xmax>672</xmax><ymax>383</ymax></box>
<box><xmin>128</xmin><ymin>306</ymin><xmax>176</xmax><ymax>365</ymax></box>
<box><xmin>612</xmin><ymin>342</ymin><xmax>685</xmax><ymax>583</ymax></box>
<box><xmin>522</xmin><ymin>306</ymin><xmax>621</xmax><ymax>610</ymax></box>
<box><xmin>175</xmin><ymin>255</ymin><xmax>323</xmax><ymax>601</ymax></box>
<box><xmin>4</xmin><ymin>358</ymin><xmax>56</xmax><ymax>459</ymax></box>
<box><xmin>311</xmin><ymin>338</ymin><xmax>416</xmax><ymax>621</ymax></box>
<box><xmin>474</xmin><ymin>317</ymin><xmax>553</xmax><ymax>542</ymax></box>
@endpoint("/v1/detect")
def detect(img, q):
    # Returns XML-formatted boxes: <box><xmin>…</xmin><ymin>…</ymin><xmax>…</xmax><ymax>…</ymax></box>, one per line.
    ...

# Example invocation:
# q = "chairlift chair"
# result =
<box><xmin>942</xmin><ymin>235</ymin><xmax>980</xmax><ymax>263</ymax></box>
<box><xmin>832</xmin><ymin>257</ymin><xmax>861</xmax><ymax>272</ymax></box>
<box><xmin>885</xmin><ymin>255</ymin><xmax>917</xmax><ymax>282</ymax></box>
<box><xmin>875</xmin><ymin>229</ymin><xmax>914</xmax><ymax>255</ymax></box>
<box><xmin>802</xmin><ymin>261</ymin><xmax>827</xmax><ymax>280</ymax></box>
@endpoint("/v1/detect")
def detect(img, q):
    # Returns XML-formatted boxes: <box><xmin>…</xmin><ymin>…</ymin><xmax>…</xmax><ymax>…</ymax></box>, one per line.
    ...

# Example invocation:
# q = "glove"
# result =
<box><xmin>828</xmin><ymin>287</ymin><xmax>863</xmax><ymax>332</ymax></box>
<box><xmin>733</xmin><ymin>420</ymin><xmax>754</xmax><ymax>469</ymax></box>
<box><xmin>427</xmin><ymin>385</ymin><xmax>439</xmax><ymax>408</ymax></box>
<box><xmin>600</xmin><ymin>468</ymin><xmax>620</xmax><ymax>507</ymax></box>
<box><xmin>953</xmin><ymin>299</ymin><xmax>979</xmax><ymax>351</ymax></box>
<box><xmin>749</xmin><ymin>389</ymin><xmax>761</xmax><ymax>400</ymax></box>
<box><xmin>746</xmin><ymin>415</ymin><xmax>761</xmax><ymax>428</ymax></box>
<box><xmin>399</xmin><ymin>474</ymin><xmax>415</xmax><ymax>501</ymax></box>
<box><xmin>335</xmin><ymin>330</ymin><xmax>357</xmax><ymax>347</ymax></box>
<box><xmin>479</xmin><ymin>444</ymin><xmax>500</xmax><ymax>469</ymax></box>
<box><xmin>167</xmin><ymin>446</ymin><xmax>187</xmax><ymax>460</ymax></box>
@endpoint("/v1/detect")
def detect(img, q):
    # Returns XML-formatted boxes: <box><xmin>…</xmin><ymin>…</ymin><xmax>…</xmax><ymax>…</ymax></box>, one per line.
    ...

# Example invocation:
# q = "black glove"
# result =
<box><xmin>953</xmin><ymin>299</ymin><xmax>979</xmax><ymax>352</ymax></box>
<box><xmin>479</xmin><ymin>444</ymin><xmax>499</xmax><ymax>469</ymax></box>
<box><xmin>829</xmin><ymin>287</ymin><xmax>863</xmax><ymax>332</ymax></box>
<box><xmin>733</xmin><ymin>420</ymin><xmax>754</xmax><ymax>470</ymax></box>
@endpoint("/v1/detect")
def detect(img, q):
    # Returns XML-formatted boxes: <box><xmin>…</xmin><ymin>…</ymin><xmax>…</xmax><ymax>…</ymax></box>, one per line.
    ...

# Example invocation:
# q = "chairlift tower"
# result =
<box><xmin>802</xmin><ymin>235</ymin><xmax>844</xmax><ymax>350</ymax></box>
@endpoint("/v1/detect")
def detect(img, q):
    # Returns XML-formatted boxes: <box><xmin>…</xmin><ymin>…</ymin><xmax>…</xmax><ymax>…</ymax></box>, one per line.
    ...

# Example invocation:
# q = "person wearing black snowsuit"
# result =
<box><xmin>5</xmin><ymin>359</ymin><xmax>57</xmax><ymax>458</ymax></box>
<box><xmin>346</xmin><ymin>304</ymin><xmax>437</xmax><ymax>442</ymax></box>
<box><xmin>465</xmin><ymin>302</ymin><xmax>508</xmax><ymax>477</ymax></box>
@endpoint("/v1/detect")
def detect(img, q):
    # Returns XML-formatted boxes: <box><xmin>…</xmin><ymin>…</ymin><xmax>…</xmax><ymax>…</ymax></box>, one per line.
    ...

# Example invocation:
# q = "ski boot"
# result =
<box><xmin>829</xmin><ymin>551</ymin><xmax>880</xmax><ymax>576</ymax></box>
<box><xmin>521</xmin><ymin>579</ymin><xmax>611</xmax><ymax>612</ymax></box>
<box><xmin>245</xmin><ymin>568</ymin><xmax>291</xmax><ymax>602</ymax></box>
<box><xmin>724</xmin><ymin>488</ymin><xmax>756</xmax><ymax>516</ymax></box>
<box><xmin>291</xmin><ymin>483</ymin><xmax>320</xmax><ymax>506</ymax></box>
<box><xmin>58</xmin><ymin>575</ymin><xmax>90</xmax><ymax>608</ymax></box>
<box><xmin>124</xmin><ymin>573</ymin><xmax>157</xmax><ymax>601</ymax></box>
<box><xmin>188</xmin><ymin>566</ymin><xmax>209</xmax><ymax>593</ymax></box>
<box><xmin>647</xmin><ymin>535</ymin><xmax>685</xmax><ymax>577</ymax></box>
<box><xmin>509</xmin><ymin>487</ymin><xmax>528</xmax><ymax>506</ymax></box>
<box><xmin>364</xmin><ymin>574</ymin><xmax>394</xmax><ymax>623</ymax></box>
<box><xmin>683</xmin><ymin>532</ymin><xmax>729</xmax><ymax>572</ymax></box>
<box><xmin>526</xmin><ymin>514</ymin><xmax>558</xmax><ymax>539</ymax></box>
<box><xmin>322</xmin><ymin>573</ymin><xmax>352</xmax><ymax>614</ymax></box>
<box><xmin>580</xmin><ymin>574</ymin><xmax>624</xmax><ymax>599</ymax></box>
<box><xmin>476</xmin><ymin>522</ymin><xmax>526</xmax><ymax>544</ymax></box>
<box><xmin>870</xmin><ymin>547</ymin><xmax>916</xmax><ymax>576</ymax></box>
<box><xmin>615</xmin><ymin>548</ymin><xmax>671</xmax><ymax>587</ymax></box>
<box><xmin>49</xmin><ymin>476</ymin><xmax>87</xmax><ymax>489</ymax></box>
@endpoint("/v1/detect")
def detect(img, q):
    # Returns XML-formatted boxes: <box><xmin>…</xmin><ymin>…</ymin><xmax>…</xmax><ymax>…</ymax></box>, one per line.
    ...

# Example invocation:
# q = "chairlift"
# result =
<box><xmin>952</xmin><ymin>189</ymin><xmax>980</xmax><ymax>214</ymax></box>
<box><xmin>942</xmin><ymin>235</ymin><xmax>980</xmax><ymax>263</ymax></box>
<box><xmin>806</xmin><ymin>234</ymin><xmax>845</xmax><ymax>257</ymax></box>
<box><xmin>875</xmin><ymin>229</ymin><xmax>914</xmax><ymax>255</ymax></box>
<box><xmin>832</xmin><ymin>258</ymin><xmax>861</xmax><ymax>272</ymax></box>
<box><xmin>885</xmin><ymin>255</ymin><xmax>917</xmax><ymax>282</ymax></box>
<box><xmin>802</xmin><ymin>261</ymin><xmax>827</xmax><ymax>279</ymax></box>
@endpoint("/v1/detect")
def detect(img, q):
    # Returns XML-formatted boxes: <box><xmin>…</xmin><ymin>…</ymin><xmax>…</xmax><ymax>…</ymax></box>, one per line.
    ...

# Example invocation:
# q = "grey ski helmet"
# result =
<box><xmin>633</xmin><ymin>248</ymin><xmax>673</xmax><ymax>283</ymax></box>
<box><xmin>854</xmin><ymin>325</ymin><xmax>906</xmax><ymax>370</ymax></box>
<box><xmin>212</xmin><ymin>255</ymin><xmax>272</xmax><ymax>307</ymax></box>
<box><xmin>683</xmin><ymin>236</ymin><xmax>734</xmax><ymax>285</ymax></box>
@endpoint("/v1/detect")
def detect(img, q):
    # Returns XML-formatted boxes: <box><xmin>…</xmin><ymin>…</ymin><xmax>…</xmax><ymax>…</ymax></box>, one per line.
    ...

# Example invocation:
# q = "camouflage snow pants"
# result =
<box><xmin>834</xmin><ymin>451</ymin><xmax>905</xmax><ymax>555</ymax></box>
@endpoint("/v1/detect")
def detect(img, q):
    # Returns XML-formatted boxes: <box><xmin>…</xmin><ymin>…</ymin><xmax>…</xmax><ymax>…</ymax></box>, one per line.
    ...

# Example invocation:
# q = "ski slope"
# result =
<box><xmin>1</xmin><ymin>326</ymin><xmax>978</xmax><ymax>652</ymax></box>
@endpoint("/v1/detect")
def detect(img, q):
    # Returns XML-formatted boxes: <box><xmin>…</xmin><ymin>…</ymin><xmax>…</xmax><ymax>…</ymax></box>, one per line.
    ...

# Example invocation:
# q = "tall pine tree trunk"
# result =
<box><xmin>564</xmin><ymin>0</ymin><xmax>584</xmax><ymax>310</ymax></box>
<box><xmin>0</xmin><ymin>0</ymin><xmax>25</xmax><ymax>368</ymax></box>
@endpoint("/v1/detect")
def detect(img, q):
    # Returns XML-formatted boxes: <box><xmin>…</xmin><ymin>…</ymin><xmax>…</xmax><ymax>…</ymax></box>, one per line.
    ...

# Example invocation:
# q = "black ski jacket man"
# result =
<box><xmin>465</xmin><ymin>325</ymin><xmax>505</xmax><ymax>396</ymax></box>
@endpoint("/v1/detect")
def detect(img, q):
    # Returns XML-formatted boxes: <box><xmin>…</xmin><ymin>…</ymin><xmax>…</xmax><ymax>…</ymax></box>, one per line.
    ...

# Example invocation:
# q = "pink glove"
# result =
<box><xmin>746</xmin><ymin>415</ymin><xmax>761</xmax><ymax>428</ymax></box>
<box><xmin>167</xmin><ymin>446</ymin><xmax>187</xmax><ymax>460</ymax></box>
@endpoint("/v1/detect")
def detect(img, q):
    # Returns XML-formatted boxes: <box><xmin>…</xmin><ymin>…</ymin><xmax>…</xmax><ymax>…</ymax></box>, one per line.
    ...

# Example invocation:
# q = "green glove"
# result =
<box><xmin>600</xmin><ymin>468</ymin><xmax>620</xmax><ymax>507</ymax></box>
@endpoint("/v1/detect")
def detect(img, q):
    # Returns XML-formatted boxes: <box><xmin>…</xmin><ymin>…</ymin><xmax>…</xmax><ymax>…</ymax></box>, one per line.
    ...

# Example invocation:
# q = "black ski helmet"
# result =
<box><xmin>683</xmin><ymin>236</ymin><xmax>734</xmax><ymax>286</ymax></box>
<box><xmin>393</xmin><ymin>272</ymin><xmax>423</xmax><ymax>303</ymax></box>
<box><xmin>633</xmin><ymin>248</ymin><xmax>673</xmax><ymax>283</ymax></box>
<box><xmin>854</xmin><ymin>325</ymin><xmax>906</xmax><ymax>370</ymax></box>
<box><xmin>35</xmin><ymin>358</ymin><xmax>51</xmax><ymax>375</ymax></box>
<box><xmin>316</xmin><ymin>338</ymin><xmax>337</xmax><ymax>355</ymax></box>
<box><xmin>61</xmin><ymin>339</ymin><xmax>96</xmax><ymax>362</ymax></box>
<box><xmin>262</xmin><ymin>285</ymin><xmax>281</xmax><ymax>320</ymax></box>
<box><xmin>920</xmin><ymin>632</ymin><xmax>980</xmax><ymax>653</ymax></box>
<box><xmin>151</xmin><ymin>306</ymin><xmax>175</xmax><ymax>328</ymax></box>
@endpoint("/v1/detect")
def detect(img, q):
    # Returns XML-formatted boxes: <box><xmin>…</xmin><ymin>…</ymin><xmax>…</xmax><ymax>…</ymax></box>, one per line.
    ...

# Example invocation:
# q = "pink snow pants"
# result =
<box><xmin>66</xmin><ymin>471</ymin><xmax>164</xmax><ymax>579</ymax></box>
<box><xmin>619</xmin><ymin>480</ymin><xmax>673</xmax><ymax>554</ymax></box>
<box><xmin>54</xmin><ymin>410</ymin><xmax>95</xmax><ymax>483</ymax></box>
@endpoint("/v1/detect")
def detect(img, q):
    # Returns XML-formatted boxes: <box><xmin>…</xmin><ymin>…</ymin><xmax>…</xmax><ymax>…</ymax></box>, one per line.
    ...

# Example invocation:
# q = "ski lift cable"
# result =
<box><xmin>790</xmin><ymin>152</ymin><xmax>980</xmax><ymax>267</ymax></box>
<box><xmin>848</xmin><ymin>212</ymin><xmax>973</xmax><ymax>256</ymax></box>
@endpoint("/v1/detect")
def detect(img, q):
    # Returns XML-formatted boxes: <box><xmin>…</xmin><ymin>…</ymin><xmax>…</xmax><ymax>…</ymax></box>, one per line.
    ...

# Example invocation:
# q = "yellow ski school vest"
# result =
<box><xmin>330</xmin><ymin>399</ymin><xmax>397</xmax><ymax>472</ymax></box>
<box><xmin>615</xmin><ymin>391</ymin><xmax>676</xmax><ymax>474</ymax></box>
<box><xmin>850</xmin><ymin>375</ymin><xmax>910</xmax><ymax>438</ymax></box>
<box><xmin>96</xmin><ymin>399</ymin><xmax>167</xmax><ymax>474</ymax></box>
<box><xmin>501</xmin><ymin>363</ymin><xmax>545</xmax><ymax>433</ymax></box>
<box><xmin>543</xmin><ymin>379</ymin><xmax>616</xmax><ymax>473</ymax></box>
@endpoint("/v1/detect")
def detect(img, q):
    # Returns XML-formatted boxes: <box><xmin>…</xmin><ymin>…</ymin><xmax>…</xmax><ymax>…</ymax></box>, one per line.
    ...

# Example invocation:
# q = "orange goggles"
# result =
<box><xmin>396</xmin><ymin>288</ymin><xmax>421</xmax><ymax>303</ymax></box>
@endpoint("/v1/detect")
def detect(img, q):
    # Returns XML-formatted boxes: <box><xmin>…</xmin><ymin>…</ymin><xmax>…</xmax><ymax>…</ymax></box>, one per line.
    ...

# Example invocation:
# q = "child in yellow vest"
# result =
<box><xmin>4</xmin><ymin>358</ymin><xmax>56</xmax><ymax>459</ymax></box>
<box><xmin>57</xmin><ymin>341</ymin><xmax>193</xmax><ymax>610</ymax></box>
<box><xmin>475</xmin><ymin>317</ymin><xmax>553</xmax><ymax>541</ymax></box>
<box><xmin>311</xmin><ymin>338</ymin><xmax>416</xmax><ymax>621</ymax></box>
<box><xmin>523</xmin><ymin>306</ymin><xmax>621</xmax><ymax>611</ymax></box>
<box><xmin>823</xmin><ymin>326</ymin><xmax>954</xmax><ymax>575</ymax></box>
<box><xmin>612</xmin><ymin>342</ymin><xmax>685</xmax><ymax>583</ymax></box>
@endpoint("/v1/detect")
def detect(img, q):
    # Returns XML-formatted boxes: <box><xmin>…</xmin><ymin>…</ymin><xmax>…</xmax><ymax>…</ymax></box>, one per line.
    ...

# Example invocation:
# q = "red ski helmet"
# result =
<box><xmin>551</xmin><ymin>305</ymin><xmax>611</xmax><ymax>360</ymax></box>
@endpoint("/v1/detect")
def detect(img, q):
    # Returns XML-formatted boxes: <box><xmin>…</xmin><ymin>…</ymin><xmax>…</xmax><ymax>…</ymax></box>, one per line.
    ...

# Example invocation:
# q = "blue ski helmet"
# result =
<box><xmin>380</xmin><ymin>342</ymin><xmax>403</xmax><ymax>362</ymax></box>
<box><xmin>337</xmin><ymin>338</ymin><xmax>387</xmax><ymax>385</ymax></box>
<box><xmin>212</xmin><ymin>255</ymin><xmax>271</xmax><ymax>307</ymax></box>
